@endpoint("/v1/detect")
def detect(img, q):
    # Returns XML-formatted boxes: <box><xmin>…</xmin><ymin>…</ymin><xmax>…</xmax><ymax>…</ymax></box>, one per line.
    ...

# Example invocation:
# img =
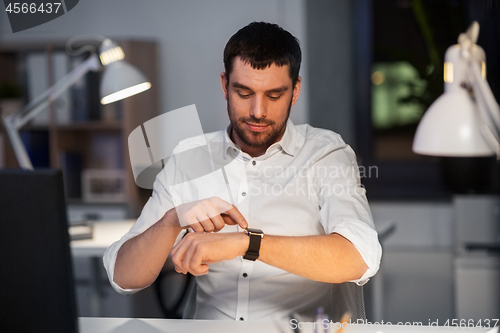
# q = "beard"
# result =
<box><xmin>227</xmin><ymin>97</ymin><xmax>292</xmax><ymax>150</ymax></box>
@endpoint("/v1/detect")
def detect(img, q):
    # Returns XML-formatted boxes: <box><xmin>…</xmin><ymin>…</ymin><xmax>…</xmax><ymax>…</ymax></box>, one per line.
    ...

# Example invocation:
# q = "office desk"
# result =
<box><xmin>79</xmin><ymin>317</ymin><xmax>496</xmax><ymax>333</ymax></box>
<box><xmin>71</xmin><ymin>220</ymin><xmax>135</xmax><ymax>257</ymax></box>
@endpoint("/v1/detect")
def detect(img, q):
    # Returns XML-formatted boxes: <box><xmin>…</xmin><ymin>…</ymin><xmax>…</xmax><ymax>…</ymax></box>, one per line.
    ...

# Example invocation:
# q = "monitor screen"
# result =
<box><xmin>0</xmin><ymin>169</ymin><xmax>78</xmax><ymax>333</ymax></box>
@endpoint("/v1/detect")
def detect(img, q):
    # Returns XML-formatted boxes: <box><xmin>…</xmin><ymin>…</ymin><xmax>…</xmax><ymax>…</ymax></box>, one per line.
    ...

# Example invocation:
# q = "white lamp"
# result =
<box><xmin>99</xmin><ymin>39</ymin><xmax>151</xmax><ymax>104</ymax></box>
<box><xmin>413</xmin><ymin>22</ymin><xmax>500</xmax><ymax>157</ymax></box>
<box><xmin>2</xmin><ymin>37</ymin><xmax>151</xmax><ymax>170</ymax></box>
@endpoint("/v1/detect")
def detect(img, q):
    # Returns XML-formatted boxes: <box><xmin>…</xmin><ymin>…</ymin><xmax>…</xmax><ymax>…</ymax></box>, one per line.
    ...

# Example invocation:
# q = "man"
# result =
<box><xmin>104</xmin><ymin>22</ymin><xmax>381</xmax><ymax>322</ymax></box>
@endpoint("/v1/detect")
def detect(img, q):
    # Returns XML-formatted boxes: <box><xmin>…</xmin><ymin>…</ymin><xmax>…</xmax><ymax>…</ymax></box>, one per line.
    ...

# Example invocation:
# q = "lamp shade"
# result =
<box><xmin>100</xmin><ymin>61</ymin><xmax>151</xmax><ymax>105</ymax></box>
<box><xmin>412</xmin><ymin>91</ymin><xmax>495</xmax><ymax>157</ymax></box>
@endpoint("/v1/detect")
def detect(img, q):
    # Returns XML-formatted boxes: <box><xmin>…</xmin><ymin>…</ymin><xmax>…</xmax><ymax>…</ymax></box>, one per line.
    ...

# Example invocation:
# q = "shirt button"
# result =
<box><xmin>252</xmin><ymin>161</ymin><xmax>256</xmax><ymax>166</ymax></box>
<box><xmin>241</xmin><ymin>192</ymin><xmax>246</xmax><ymax>196</ymax></box>
<box><xmin>239</xmin><ymin>317</ymin><xmax>244</xmax><ymax>321</ymax></box>
<box><xmin>243</xmin><ymin>273</ymin><xmax>248</xmax><ymax>278</ymax></box>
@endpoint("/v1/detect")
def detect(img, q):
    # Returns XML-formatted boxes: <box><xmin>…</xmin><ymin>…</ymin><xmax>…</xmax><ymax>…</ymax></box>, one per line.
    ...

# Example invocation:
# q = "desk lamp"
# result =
<box><xmin>2</xmin><ymin>36</ymin><xmax>151</xmax><ymax>170</ymax></box>
<box><xmin>412</xmin><ymin>22</ymin><xmax>500</xmax><ymax>320</ymax></box>
<box><xmin>413</xmin><ymin>21</ymin><xmax>500</xmax><ymax>157</ymax></box>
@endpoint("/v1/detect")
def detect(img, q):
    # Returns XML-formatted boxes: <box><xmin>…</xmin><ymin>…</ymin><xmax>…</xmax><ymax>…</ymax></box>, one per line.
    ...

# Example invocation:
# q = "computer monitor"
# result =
<box><xmin>0</xmin><ymin>169</ymin><xmax>78</xmax><ymax>333</ymax></box>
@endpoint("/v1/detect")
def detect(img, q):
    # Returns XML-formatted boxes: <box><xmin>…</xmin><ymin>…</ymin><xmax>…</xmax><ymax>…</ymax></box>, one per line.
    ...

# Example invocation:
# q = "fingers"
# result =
<box><xmin>171</xmin><ymin>232</ymin><xmax>242</xmax><ymax>276</ymax></box>
<box><xmin>189</xmin><ymin>223</ymin><xmax>204</xmax><ymax>233</ymax></box>
<box><xmin>223</xmin><ymin>205</ymin><xmax>248</xmax><ymax>229</ymax></box>
<box><xmin>170</xmin><ymin>236</ymin><xmax>185</xmax><ymax>263</ymax></box>
<box><xmin>171</xmin><ymin>234</ymin><xmax>209</xmax><ymax>276</ymax></box>
<box><xmin>171</xmin><ymin>235</ymin><xmax>192</xmax><ymax>274</ymax></box>
<box><xmin>178</xmin><ymin>240</ymin><xmax>196</xmax><ymax>273</ymax></box>
<box><xmin>189</xmin><ymin>214</ymin><xmax>226</xmax><ymax>233</ymax></box>
<box><xmin>182</xmin><ymin>241</ymin><xmax>208</xmax><ymax>276</ymax></box>
<box><xmin>221</xmin><ymin>213</ymin><xmax>237</xmax><ymax>225</ymax></box>
<box><xmin>180</xmin><ymin>197</ymin><xmax>246</xmax><ymax>232</ymax></box>
<box><xmin>208</xmin><ymin>214</ymin><xmax>226</xmax><ymax>232</ymax></box>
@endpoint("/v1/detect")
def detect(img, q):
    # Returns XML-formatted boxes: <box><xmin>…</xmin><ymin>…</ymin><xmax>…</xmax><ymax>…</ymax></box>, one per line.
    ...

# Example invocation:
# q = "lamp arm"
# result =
<box><xmin>3</xmin><ymin>118</ymin><xmax>33</xmax><ymax>169</ymax></box>
<box><xmin>469</xmin><ymin>61</ymin><xmax>500</xmax><ymax>148</ymax></box>
<box><xmin>2</xmin><ymin>53</ymin><xmax>101</xmax><ymax>170</ymax></box>
<box><xmin>13</xmin><ymin>54</ymin><xmax>100</xmax><ymax>129</ymax></box>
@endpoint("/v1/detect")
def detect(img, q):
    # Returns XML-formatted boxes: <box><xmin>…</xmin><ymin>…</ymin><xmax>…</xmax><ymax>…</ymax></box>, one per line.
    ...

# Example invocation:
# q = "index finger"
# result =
<box><xmin>223</xmin><ymin>205</ymin><xmax>248</xmax><ymax>229</ymax></box>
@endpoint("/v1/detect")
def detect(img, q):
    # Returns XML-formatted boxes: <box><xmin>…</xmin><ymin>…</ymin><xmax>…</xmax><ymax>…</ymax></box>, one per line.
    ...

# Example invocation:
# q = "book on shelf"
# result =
<box><xmin>70</xmin><ymin>55</ymin><xmax>101</xmax><ymax>122</ymax></box>
<box><xmin>25</xmin><ymin>52</ymin><xmax>72</xmax><ymax>125</ymax></box>
<box><xmin>21</xmin><ymin>130</ymin><xmax>50</xmax><ymax>168</ymax></box>
<box><xmin>59</xmin><ymin>151</ymin><xmax>83</xmax><ymax>200</ymax></box>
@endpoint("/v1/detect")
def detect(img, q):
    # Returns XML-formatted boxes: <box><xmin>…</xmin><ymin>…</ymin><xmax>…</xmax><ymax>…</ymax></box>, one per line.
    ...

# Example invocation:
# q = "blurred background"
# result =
<box><xmin>0</xmin><ymin>0</ymin><xmax>499</xmax><ymax>326</ymax></box>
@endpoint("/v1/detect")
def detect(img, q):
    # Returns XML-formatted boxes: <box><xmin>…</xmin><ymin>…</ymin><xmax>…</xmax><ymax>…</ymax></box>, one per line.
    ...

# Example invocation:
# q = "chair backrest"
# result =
<box><xmin>181</xmin><ymin>276</ymin><xmax>197</xmax><ymax>319</ymax></box>
<box><xmin>333</xmin><ymin>282</ymin><xmax>366</xmax><ymax>322</ymax></box>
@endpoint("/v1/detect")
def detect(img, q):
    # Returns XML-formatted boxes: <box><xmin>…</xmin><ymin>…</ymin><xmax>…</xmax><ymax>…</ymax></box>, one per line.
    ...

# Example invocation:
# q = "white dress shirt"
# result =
<box><xmin>103</xmin><ymin>119</ymin><xmax>382</xmax><ymax>322</ymax></box>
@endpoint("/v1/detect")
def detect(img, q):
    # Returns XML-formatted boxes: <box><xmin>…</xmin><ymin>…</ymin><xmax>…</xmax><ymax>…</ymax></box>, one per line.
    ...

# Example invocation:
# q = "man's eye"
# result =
<box><xmin>238</xmin><ymin>93</ymin><xmax>252</xmax><ymax>99</ymax></box>
<box><xmin>268</xmin><ymin>95</ymin><xmax>281</xmax><ymax>101</ymax></box>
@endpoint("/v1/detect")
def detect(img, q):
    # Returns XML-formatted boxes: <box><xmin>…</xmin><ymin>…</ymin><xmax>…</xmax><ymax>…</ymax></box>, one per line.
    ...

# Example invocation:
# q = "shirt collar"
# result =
<box><xmin>279</xmin><ymin>118</ymin><xmax>299</xmax><ymax>156</ymax></box>
<box><xmin>223</xmin><ymin>118</ymin><xmax>299</xmax><ymax>158</ymax></box>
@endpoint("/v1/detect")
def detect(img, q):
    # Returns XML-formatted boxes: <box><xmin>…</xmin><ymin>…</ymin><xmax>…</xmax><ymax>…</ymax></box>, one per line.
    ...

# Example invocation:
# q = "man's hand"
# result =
<box><xmin>169</xmin><ymin>197</ymin><xmax>248</xmax><ymax>233</ymax></box>
<box><xmin>170</xmin><ymin>232</ymin><xmax>249</xmax><ymax>275</ymax></box>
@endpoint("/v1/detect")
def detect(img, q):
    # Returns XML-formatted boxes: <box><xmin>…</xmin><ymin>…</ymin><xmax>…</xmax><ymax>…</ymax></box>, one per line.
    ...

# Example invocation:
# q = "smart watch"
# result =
<box><xmin>243</xmin><ymin>228</ymin><xmax>264</xmax><ymax>261</ymax></box>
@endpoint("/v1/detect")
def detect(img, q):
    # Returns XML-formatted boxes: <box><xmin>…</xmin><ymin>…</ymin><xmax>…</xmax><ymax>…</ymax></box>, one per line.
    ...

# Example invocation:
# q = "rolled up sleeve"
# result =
<box><xmin>316</xmin><ymin>143</ymin><xmax>382</xmax><ymax>286</ymax></box>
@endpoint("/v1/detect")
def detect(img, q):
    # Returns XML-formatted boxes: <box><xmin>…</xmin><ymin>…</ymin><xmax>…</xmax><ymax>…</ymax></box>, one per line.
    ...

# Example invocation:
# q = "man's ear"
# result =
<box><xmin>220</xmin><ymin>72</ymin><xmax>228</xmax><ymax>101</ymax></box>
<box><xmin>291</xmin><ymin>76</ymin><xmax>302</xmax><ymax>106</ymax></box>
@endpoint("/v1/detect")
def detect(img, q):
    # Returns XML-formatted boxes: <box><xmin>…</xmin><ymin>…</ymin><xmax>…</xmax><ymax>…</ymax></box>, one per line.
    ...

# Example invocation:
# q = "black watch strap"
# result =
<box><xmin>243</xmin><ymin>228</ymin><xmax>263</xmax><ymax>261</ymax></box>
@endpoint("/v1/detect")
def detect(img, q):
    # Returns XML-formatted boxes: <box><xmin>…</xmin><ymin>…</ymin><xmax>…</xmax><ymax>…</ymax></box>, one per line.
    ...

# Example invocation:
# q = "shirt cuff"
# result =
<box><xmin>331</xmin><ymin>219</ymin><xmax>382</xmax><ymax>286</ymax></box>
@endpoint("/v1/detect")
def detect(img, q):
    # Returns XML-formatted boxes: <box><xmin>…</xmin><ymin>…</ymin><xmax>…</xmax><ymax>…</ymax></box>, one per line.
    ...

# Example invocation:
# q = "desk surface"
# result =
<box><xmin>71</xmin><ymin>220</ymin><xmax>135</xmax><ymax>257</ymax></box>
<box><xmin>79</xmin><ymin>317</ymin><xmax>497</xmax><ymax>333</ymax></box>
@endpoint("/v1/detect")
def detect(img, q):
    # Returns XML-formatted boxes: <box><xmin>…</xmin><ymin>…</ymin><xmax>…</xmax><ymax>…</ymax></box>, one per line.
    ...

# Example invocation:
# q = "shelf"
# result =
<box><xmin>0</xmin><ymin>39</ymin><xmax>159</xmax><ymax>218</ymax></box>
<box><xmin>66</xmin><ymin>198</ymin><xmax>128</xmax><ymax>206</ymax></box>
<box><xmin>23</xmin><ymin>121</ymin><xmax>122</xmax><ymax>131</ymax></box>
<box><xmin>57</xmin><ymin>121</ymin><xmax>122</xmax><ymax>131</ymax></box>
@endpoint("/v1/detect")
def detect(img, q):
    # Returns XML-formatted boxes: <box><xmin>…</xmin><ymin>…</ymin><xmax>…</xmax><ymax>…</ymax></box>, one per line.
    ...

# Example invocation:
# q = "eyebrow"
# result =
<box><xmin>231</xmin><ymin>82</ymin><xmax>289</xmax><ymax>94</ymax></box>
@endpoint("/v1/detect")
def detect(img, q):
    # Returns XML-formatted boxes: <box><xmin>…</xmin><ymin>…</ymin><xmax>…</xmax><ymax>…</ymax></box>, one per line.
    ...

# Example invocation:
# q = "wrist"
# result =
<box><xmin>238</xmin><ymin>231</ymin><xmax>250</xmax><ymax>257</ymax></box>
<box><xmin>161</xmin><ymin>208</ymin><xmax>183</xmax><ymax>233</ymax></box>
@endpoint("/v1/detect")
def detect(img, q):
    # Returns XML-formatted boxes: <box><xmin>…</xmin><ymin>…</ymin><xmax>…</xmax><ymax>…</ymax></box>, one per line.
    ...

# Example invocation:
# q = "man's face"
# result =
<box><xmin>220</xmin><ymin>57</ymin><xmax>301</xmax><ymax>157</ymax></box>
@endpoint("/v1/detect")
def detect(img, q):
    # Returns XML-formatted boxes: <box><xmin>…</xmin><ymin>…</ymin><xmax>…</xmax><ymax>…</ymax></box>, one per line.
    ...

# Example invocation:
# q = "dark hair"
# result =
<box><xmin>223</xmin><ymin>22</ymin><xmax>302</xmax><ymax>87</ymax></box>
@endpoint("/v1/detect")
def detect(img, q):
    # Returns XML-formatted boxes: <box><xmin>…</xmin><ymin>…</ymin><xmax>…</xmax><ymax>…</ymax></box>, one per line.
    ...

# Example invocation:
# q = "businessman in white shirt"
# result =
<box><xmin>104</xmin><ymin>21</ymin><xmax>382</xmax><ymax>322</ymax></box>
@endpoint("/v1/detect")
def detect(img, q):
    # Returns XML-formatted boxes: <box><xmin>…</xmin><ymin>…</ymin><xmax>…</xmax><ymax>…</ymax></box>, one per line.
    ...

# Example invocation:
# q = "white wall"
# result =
<box><xmin>0</xmin><ymin>0</ymin><xmax>309</xmax><ymax>132</ymax></box>
<box><xmin>371</xmin><ymin>200</ymin><xmax>454</xmax><ymax>249</ymax></box>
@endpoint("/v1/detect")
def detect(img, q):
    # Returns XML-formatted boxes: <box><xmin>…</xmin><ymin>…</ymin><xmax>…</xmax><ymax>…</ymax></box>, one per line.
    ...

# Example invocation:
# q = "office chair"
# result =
<box><xmin>333</xmin><ymin>282</ymin><xmax>366</xmax><ymax>322</ymax></box>
<box><xmin>153</xmin><ymin>264</ymin><xmax>194</xmax><ymax>319</ymax></box>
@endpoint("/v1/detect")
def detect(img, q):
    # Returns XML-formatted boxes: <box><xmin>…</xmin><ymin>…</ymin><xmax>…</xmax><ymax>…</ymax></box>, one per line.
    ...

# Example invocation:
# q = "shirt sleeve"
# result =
<box><xmin>102</xmin><ymin>161</ymin><xmax>181</xmax><ymax>295</ymax></box>
<box><xmin>315</xmin><ymin>141</ymin><xmax>382</xmax><ymax>286</ymax></box>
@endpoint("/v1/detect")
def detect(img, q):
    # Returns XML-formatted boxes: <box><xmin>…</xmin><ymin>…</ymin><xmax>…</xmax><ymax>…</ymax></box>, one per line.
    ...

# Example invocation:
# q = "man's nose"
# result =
<box><xmin>250</xmin><ymin>96</ymin><xmax>267</xmax><ymax>119</ymax></box>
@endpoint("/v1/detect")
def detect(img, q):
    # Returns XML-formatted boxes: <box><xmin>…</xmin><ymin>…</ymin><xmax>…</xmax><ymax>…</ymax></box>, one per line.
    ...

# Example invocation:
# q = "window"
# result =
<box><xmin>353</xmin><ymin>0</ymin><xmax>500</xmax><ymax>198</ymax></box>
